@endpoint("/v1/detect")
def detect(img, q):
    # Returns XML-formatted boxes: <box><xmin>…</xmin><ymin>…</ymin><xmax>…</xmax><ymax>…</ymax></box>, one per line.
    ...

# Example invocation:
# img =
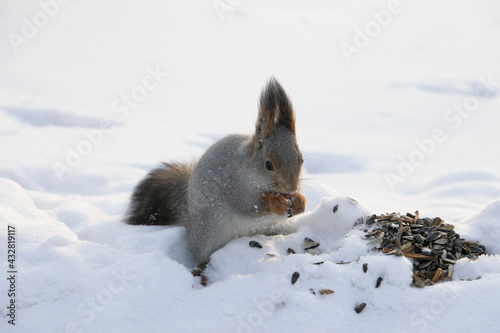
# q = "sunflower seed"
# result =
<box><xmin>433</xmin><ymin>238</ymin><xmax>448</xmax><ymax>245</ymax></box>
<box><xmin>412</xmin><ymin>274</ymin><xmax>426</xmax><ymax>288</ymax></box>
<box><xmin>307</xmin><ymin>248</ymin><xmax>321</xmax><ymax>255</ymax></box>
<box><xmin>363</xmin><ymin>263</ymin><xmax>368</xmax><ymax>273</ymax></box>
<box><xmin>441</xmin><ymin>250</ymin><xmax>448</xmax><ymax>260</ymax></box>
<box><xmin>348</xmin><ymin>197</ymin><xmax>358</xmax><ymax>204</ymax></box>
<box><xmin>319</xmin><ymin>289</ymin><xmax>335</xmax><ymax>295</ymax></box>
<box><xmin>417</xmin><ymin>260</ymin><xmax>433</xmax><ymax>270</ymax></box>
<box><xmin>431</xmin><ymin>217</ymin><xmax>443</xmax><ymax>227</ymax></box>
<box><xmin>443</xmin><ymin>258</ymin><xmax>457</xmax><ymax>265</ymax></box>
<box><xmin>407</xmin><ymin>212</ymin><xmax>416</xmax><ymax>219</ymax></box>
<box><xmin>303</xmin><ymin>237</ymin><xmax>320</xmax><ymax>251</ymax></box>
<box><xmin>448</xmin><ymin>264</ymin><xmax>454</xmax><ymax>278</ymax></box>
<box><xmin>414</xmin><ymin>234</ymin><xmax>424</xmax><ymax>244</ymax></box>
<box><xmin>375</xmin><ymin>277</ymin><xmax>383</xmax><ymax>288</ymax></box>
<box><xmin>291</xmin><ymin>271</ymin><xmax>300</xmax><ymax>285</ymax></box>
<box><xmin>432</xmin><ymin>268</ymin><xmax>444</xmax><ymax>283</ymax></box>
<box><xmin>354</xmin><ymin>303</ymin><xmax>367</xmax><ymax>313</ymax></box>
<box><xmin>469</xmin><ymin>246</ymin><xmax>485</xmax><ymax>254</ymax></box>
<box><xmin>426</xmin><ymin>231</ymin><xmax>441</xmax><ymax>242</ymax></box>
<box><xmin>249</xmin><ymin>241</ymin><xmax>262</xmax><ymax>248</ymax></box>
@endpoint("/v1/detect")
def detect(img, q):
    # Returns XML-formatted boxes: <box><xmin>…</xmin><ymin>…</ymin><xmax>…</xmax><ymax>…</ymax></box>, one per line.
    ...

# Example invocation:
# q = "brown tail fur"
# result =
<box><xmin>126</xmin><ymin>163</ymin><xmax>193</xmax><ymax>225</ymax></box>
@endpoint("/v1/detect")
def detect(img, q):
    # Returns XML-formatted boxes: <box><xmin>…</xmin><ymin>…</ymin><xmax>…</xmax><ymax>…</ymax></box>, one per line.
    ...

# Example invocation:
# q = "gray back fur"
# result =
<box><xmin>186</xmin><ymin>78</ymin><xmax>303</xmax><ymax>263</ymax></box>
<box><xmin>126</xmin><ymin>77</ymin><xmax>303</xmax><ymax>265</ymax></box>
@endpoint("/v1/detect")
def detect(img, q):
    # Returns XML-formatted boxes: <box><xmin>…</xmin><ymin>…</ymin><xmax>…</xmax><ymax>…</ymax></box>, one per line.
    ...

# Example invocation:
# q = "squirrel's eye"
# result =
<box><xmin>265</xmin><ymin>160</ymin><xmax>274</xmax><ymax>171</ymax></box>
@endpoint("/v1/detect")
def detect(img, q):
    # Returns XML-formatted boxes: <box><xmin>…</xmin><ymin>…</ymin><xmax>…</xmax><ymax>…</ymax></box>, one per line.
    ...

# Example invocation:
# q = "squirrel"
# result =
<box><xmin>126</xmin><ymin>77</ymin><xmax>306</xmax><ymax>265</ymax></box>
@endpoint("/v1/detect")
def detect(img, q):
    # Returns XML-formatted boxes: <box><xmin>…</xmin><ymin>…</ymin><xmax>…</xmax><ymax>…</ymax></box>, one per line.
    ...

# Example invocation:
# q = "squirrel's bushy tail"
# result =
<box><xmin>126</xmin><ymin>163</ymin><xmax>193</xmax><ymax>226</ymax></box>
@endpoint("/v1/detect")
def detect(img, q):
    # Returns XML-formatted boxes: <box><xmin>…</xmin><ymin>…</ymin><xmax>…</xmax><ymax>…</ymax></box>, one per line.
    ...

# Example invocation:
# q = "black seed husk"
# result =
<box><xmin>375</xmin><ymin>277</ymin><xmax>383</xmax><ymax>288</ymax></box>
<box><xmin>354</xmin><ymin>303</ymin><xmax>367</xmax><ymax>313</ymax></box>
<box><xmin>333</xmin><ymin>204</ymin><xmax>339</xmax><ymax>213</ymax></box>
<box><xmin>249</xmin><ymin>241</ymin><xmax>262</xmax><ymax>249</ymax></box>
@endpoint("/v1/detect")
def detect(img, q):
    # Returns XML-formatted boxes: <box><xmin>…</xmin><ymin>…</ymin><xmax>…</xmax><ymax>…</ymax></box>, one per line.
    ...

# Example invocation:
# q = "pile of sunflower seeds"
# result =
<box><xmin>364</xmin><ymin>211</ymin><xmax>486</xmax><ymax>287</ymax></box>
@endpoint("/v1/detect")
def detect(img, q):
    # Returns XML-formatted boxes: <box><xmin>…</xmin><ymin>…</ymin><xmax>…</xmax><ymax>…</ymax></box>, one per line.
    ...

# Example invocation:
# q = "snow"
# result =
<box><xmin>1</xmin><ymin>0</ymin><xmax>500</xmax><ymax>332</ymax></box>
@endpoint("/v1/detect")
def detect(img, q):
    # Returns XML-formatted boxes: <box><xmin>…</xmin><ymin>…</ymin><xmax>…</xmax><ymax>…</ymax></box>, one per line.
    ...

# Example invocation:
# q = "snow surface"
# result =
<box><xmin>1</xmin><ymin>0</ymin><xmax>500</xmax><ymax>332</ymax></box>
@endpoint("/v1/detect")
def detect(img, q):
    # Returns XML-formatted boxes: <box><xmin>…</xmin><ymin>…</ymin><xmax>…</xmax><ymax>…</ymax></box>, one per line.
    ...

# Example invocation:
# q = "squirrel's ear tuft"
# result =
<box><xmin>253</xmin><ymin>77</ymin><xmax>296</xmax><ymax>150</ymax></box>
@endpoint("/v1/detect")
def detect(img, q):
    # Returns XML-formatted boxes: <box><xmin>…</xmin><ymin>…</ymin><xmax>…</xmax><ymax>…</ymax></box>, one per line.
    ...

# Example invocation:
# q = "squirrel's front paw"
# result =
<box><xmin>261</xmin><ymin>192</ymin><xmax>292</xmax><ymax>216</ymax></box>
<box><xmin>261</xmin><ymin>192</ymin><xmax>306</xmax><ymax>217</ymax></box>
<box><xmin>288</xmin><ymin>192</ymin><xmax>306</xmax><ymax>216</ymax></box>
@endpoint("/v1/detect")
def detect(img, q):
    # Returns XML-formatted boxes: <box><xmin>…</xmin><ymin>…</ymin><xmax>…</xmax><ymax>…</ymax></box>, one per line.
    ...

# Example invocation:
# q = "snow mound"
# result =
<box><xmin>458</xmin><ymin>198</ymin><xmax>500</xmax><ymax>254</ymax></box>
<box><xmin>1</xmin><ymin>178</ymin><xmax>500</xmax><ymax>332</ymax></box>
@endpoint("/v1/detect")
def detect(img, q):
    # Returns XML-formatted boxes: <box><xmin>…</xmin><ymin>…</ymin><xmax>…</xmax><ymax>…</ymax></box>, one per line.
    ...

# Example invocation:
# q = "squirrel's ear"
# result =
<box><xmin>253</xmin><ymin>77</ymin><xmax>296</xmax><ymax>150</ymax></box>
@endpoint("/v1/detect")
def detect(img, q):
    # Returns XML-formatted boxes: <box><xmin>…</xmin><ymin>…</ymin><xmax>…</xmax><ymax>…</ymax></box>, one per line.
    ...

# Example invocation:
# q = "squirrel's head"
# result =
<box><xmin>251</xmin><ymin>77</ymin><xmax>303</xmax><ymax>194</ymax></box>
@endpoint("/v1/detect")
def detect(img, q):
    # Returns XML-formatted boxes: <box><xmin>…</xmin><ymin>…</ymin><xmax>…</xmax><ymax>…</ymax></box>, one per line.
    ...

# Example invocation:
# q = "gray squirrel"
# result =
<box><xmin>126</xmin><ymin>77</ymin><xmax>306</xmax><ymax>264</ymax></box>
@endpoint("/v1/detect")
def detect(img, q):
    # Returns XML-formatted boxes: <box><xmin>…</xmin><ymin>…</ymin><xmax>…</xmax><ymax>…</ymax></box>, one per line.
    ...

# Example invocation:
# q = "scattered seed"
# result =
<box><xmin>375</xmin><ymin>277</ymin><xmax>383</xmax><ymax>288</ymax></box>
<box><xmin>291</xmin><ymin>271</ymin><xmax>300</xmax><ymax>285</ymax></box>
<box><xmin>333</xmin><ymin>204</ymin><xmax>339</xmax><ymax>213</ymax></box>
<box><xmin>362</xmin><ymin>263</ymin><xmax>368</xmax><ymax>273</ymax></box>
<box><xmin>354</xmin><ymin>303</ymin><xmax>367</xmax><ymax>313</ymax></box>
<box><xmin>287</xmin><ymin>248</ymin><xmax>296</xmax><ymax>255</ymax></box>
<box><xmin>309</xmin><ymin>288</ymin><xmax>316</xmax><ymax>295</ymax></box>
<box><xmin>313</xmin><ymin>261</ymin><xmax>325</xmax><ymax>265</ymax></box>
<box><xmin>348</xmin><ymin>197</ymin><xmax>358</xmax><ymax>204</ymax></box>
<box><xmin>319</xmin><ymin>289</ymin><xmax>335</xmax><ymax>295</ymax></box>
<box><xmin>307</xmin><ymin>248</ymin><xmax>321</xmax><ymax>256</ymax></box>
<box><xmin>303</xmin><ymin>237</ymin><xmax>320</xmax><ymax>251</ymax></box>
<box><xmin>249</xmin><ymin>241</ymin><xmax>262</xmax><ymax>249</ymax></box>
